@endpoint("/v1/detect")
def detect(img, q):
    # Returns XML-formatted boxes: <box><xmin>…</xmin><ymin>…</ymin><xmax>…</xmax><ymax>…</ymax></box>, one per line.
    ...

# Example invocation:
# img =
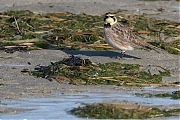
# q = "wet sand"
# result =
<box><xmin>0</xmin><ymin>49</ymin><xmax>179</xmax><ymax>99</ymax></box>
<box><xmin>0</xmin><ymin>0</ymin><xmax>179</xmax><ymax>22</ymax></box>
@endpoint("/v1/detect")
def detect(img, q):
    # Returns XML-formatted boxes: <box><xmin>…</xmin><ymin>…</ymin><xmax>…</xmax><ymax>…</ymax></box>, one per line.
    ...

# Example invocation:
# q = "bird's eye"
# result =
<box><xmin>110</xmin><ymin>16</ymin><xmax>114</xmax><ymax>18</ymax></box>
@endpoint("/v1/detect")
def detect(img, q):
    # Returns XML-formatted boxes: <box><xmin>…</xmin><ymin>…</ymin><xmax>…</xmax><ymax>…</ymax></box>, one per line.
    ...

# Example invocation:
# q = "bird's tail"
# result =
<box><xmin>139</xmin><ymin>40</ymin><xmax>167</xmax><ymax>53</ymax></box>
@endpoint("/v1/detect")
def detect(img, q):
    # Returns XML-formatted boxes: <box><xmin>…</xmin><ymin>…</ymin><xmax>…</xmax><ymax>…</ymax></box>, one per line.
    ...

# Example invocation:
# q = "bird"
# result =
<box><xmin>103</xmin><ymin>12</ymin><xmax>165</xmax><ymax>59</ymax></box>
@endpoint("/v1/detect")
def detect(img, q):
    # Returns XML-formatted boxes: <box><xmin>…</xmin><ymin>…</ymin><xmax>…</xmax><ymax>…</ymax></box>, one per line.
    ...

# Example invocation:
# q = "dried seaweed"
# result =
<box><xmin>0</xmin><ymin>10</ymin><xmax>179</xmax><ymax>54</ymax></box>
<box><xmin>30</xmin><ymin>56</ymin><xmax>171</xmax><ymax>86</ymax></box>
<box><xmin>135</xmin><ymin>90</ymin><xmax>180</xmax><ymax>99</ymax></box>
<box><xmin>69</xmin><ymin>103</ymin><xmax>180</xmax><ymax>119</ymax></box>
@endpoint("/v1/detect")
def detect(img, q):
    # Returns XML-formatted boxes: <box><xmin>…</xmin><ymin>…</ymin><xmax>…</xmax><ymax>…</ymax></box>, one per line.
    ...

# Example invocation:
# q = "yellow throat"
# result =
<box><xmin>104</xmin><ymin>13</ymin><xmax>117</xmax><ymax>26</ymax></box>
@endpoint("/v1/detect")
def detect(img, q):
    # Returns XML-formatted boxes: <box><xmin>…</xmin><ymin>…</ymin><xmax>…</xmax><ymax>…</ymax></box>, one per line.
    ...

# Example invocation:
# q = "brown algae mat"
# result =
<box><xmin>29</xmin><ymin>55</ymin><xmax>171</xmax><ymax>86</ymax></box>
<box><xmin>0</xmin><ymin>10</ymin><xmax>179</xmax><ymax>54</ymax></box>
<box><xmin>69</xmin><ymin>103</ymin><xmax>180</xmax><ymax>119</ymax></box>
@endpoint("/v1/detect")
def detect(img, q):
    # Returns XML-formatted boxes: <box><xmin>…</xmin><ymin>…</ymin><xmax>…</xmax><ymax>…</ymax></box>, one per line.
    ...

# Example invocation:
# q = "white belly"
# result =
<box><xmin>104</xmin><ymin>28</ymin><xmax>134</xmax><ymax>51</ymax></box>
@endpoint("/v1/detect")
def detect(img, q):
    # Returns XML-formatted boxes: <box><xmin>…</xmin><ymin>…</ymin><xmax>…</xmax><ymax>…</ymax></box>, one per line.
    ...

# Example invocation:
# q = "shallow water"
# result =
<box><xmin>0</xmin><ymin>92</ymin><xmax>179</xmax><ymax>119</ymax></box>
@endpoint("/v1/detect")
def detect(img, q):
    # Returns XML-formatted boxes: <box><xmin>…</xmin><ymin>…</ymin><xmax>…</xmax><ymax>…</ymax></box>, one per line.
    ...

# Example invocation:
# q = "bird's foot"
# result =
<box><xmin>112</xmin><ymin>51</ymin><xmax>126</xmax><ymax>60</ymax></box>
<box><xmin>113</xmin><ymin>55</ymin><xmax>125</xmax><ymax>60</ymax></box>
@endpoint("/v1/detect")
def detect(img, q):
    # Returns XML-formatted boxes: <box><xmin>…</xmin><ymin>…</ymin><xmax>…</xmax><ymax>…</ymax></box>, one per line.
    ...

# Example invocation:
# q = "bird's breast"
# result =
<box><xmin>103</xmin><ymin>28</ymin><xmax>134</xmax><ymax>51</ymax></box>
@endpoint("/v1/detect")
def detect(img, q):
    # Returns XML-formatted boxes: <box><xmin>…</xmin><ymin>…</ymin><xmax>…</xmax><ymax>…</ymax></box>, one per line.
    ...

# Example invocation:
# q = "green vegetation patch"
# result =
<box><xmin>0</xmin><ymin>83</ymin><xmax>5</xmax><ymax>86</ymax></box>
<box><xmin>0</xmin><ymin>10</ymin><xmax>104</xmax><ymax>50</ymax></box>
<box><xmin>30</xmin><ymin>56</ymin><xmax>170</xmax><ymax>85</ymax></box>
<box><xmin>164</xmin><ymin>39</ymin><xmax>180</xmax><ymax>55</ymax></box>
<box><xmin>69</xmin><ymin>103</ymin><xmax>180</xmax><ymax>119</ymax></box>
<box><xmin>33</xmin><ymin>41</ymin><xmax>50</xmax><ymax>49</ymax></box>
<box><xmin>149</xmin><ymin>39</ymin><xmax>180</xmax><ymax>55</ymax></box>
<box><xmin>0</xmin><ymin>10</ymin><xmax>179</xmax><ymax>54</ymax></box>
<box><xmin>135</xmin><ymin>90</ymin><xmax>180</xmax><ymax>99</ymax></box>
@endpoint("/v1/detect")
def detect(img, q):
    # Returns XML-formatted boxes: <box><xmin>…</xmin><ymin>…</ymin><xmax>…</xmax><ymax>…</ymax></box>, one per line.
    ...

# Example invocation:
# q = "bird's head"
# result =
<box><xmin>104</xmin><ymin>13</ymin><xmax>117</xmax><ymax>26</ymax></box>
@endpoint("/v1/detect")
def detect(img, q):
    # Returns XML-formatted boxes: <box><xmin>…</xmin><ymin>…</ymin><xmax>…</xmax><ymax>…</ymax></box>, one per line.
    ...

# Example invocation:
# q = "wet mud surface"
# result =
<box><xmin>0</xmin><ymin>0</ymin><xmax>179</xmax><ymax>119</ymax></box>
<box><xmin>0</xmin><ymin>50</ymin><xmax>179</xmax><ymax>118</ymax></box>
<box><xmin>0</xmin><ymin>0</ymin><xmax>179</xmax><ymax>22</ymax></box>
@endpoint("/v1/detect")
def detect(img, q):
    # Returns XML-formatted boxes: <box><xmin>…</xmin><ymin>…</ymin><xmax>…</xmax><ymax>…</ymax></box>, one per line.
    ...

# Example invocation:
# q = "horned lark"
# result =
<box><xmin>103</xmin><ymin>13</ymin><xmax>164</xmax><ymax>58</ymax></box>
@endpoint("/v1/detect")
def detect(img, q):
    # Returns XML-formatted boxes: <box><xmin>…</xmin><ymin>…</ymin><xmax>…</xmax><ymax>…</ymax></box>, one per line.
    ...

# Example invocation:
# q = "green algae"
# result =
<box><xmin>31</xmin><ymin>56</ymin><xmax>170</xmax><ymax>85</ymax></box>
<box><xmin>0</xmin><ymin>10</ymin><xmax>179</xmax><ymax>54</ymax></box>
<box><xmin>69</xmin><ymin>103</ymin><xmax>180</xmax><ymax>119</ymax></box>
<box><xmin>135</xmin><ymin>90</ymin><xmax>180</xmax><ymax>99</ymax></box>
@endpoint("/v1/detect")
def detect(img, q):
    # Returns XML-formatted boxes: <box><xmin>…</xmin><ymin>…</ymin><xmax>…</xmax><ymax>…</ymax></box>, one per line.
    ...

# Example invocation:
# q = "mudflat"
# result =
<box><xmin>0</xmin><ymin>0</ymin><xmax>179</xmax><ymax>22</ymax></box>
<box><xmin>0</xmin><ymin>0</ymin><xmax>179</xmax><ymax>117</ymax></box>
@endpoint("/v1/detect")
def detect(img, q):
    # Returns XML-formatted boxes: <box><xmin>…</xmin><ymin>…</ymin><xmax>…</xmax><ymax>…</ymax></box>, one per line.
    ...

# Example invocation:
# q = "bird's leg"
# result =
<box><xmin>114</xmin><ymin>50</ymin><xmax>126</xmax><ymax>59</ymax></box>
<box><xmin>113</xmin><ymin>50</ymin><xmax>126</xmax><ymax>59</ymax></box>
<box><xmin>121</xmin><ymin>50</ymin><xmax>126</xmax><ymax>59</ymax></box>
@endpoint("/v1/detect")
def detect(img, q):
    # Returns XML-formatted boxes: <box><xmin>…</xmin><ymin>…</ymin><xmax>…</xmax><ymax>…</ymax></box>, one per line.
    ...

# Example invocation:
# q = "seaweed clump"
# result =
<box><xmin>69</xmin><ymin>103</ymin><xmax>180</xmax><ymax>119</ymax></box>
<box><xmin>135</xmin><ymin>90</ymin><xmax>180</xmax><ymax>99</ymax></box>
<box><xmin>30</xmin><ymin>55</ymin><xmax>170</xmax><ymax>86</ymax></box>
<box><xmin>0</xmin><ymin>10</ymin><xmax>179</xmax><ymax>54</ymax></box>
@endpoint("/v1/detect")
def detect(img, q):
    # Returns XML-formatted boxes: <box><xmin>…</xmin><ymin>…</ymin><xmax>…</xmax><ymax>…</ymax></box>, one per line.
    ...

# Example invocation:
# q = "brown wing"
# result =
<box><xmin>109</xmin><ymin>22</ymin><xmax>165</xmax><ymax>53</ymax></box>
<box><xmin>105</xmin><ymin>28</ymin><xmax>131</xmax><ymax>49</ymax></box>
